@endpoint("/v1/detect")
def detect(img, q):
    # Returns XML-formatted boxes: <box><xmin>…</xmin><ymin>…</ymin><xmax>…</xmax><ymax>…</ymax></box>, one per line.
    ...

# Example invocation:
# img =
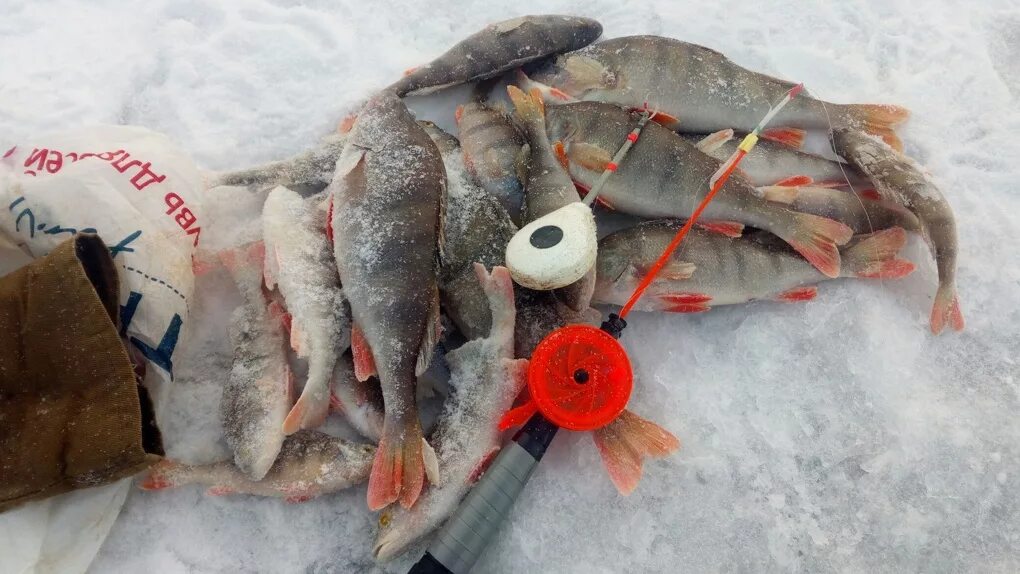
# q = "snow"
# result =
<box><xmin>1</xmin><ymin>0</ymin><xmax>1019</xmax><ymax>572</ymax></box>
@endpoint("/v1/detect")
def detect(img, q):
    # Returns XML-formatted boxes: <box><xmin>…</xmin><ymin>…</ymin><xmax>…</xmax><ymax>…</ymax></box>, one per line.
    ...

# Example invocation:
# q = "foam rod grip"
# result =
<box><xmin>423</xmin><ymin>442</ymin><xmax>540</xmax><ymax>574</ymax></box>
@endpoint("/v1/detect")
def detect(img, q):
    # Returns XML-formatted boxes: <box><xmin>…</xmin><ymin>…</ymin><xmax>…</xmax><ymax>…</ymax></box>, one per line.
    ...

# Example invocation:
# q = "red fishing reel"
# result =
<box><xmin>500</xmin><ymin>324</ymin><xmax>632</xmax><ymax>432</ymax></box>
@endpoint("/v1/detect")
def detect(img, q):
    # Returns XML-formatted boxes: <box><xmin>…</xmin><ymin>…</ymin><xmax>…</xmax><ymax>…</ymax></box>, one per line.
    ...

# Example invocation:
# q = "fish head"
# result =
<box><xmin>372</xmin><ymin>503</ymin><xmax>428</xmax><ymax>562</ymax></box>
<box><xmin>548</xmin><ymin>15</ymin><xmax>604</xmax><ymax>49</ymax></box>
<box><xmin>542</xmin><ymin>104</ymin><xmax>582</xmax><ymax>149</ymax></box>
<box><xmin>490</xmin><ymin>15</ymin><xmax>602</xmax><ymax>50</ymax></box>
<box><xmin>419</xmin><ymin>120</ymin><xmax>460</xmax><ymax>155</ymax></box>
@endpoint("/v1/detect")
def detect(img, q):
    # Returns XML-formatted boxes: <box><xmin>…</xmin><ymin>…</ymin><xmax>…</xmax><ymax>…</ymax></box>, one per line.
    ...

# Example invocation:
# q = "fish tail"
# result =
<box><xmin>776</xmin><ymin>212</ymin><xmax>854</xmax><ymax>278</ymax></box>
<box><xmin>930</xmin><ymin>284</ymin><xmax>965</xmax><ymax>335</ymax></box>
<box><xmin>138</xmin><ymin>459</ymin><xmax>193</xmax><ymax>491</ymax></box>
<box><xmin>842</xmin><ymin>227</ymin><xmax>916</xmax><ymax>279</ymax></box>
<box><xmin>844</xmin><ymin>104</ymin><xmax>910</xmax><ymax>151</ymax></box>
<box><xmin>507</xmin><ymin>85</ymin><xmax>546</xmax><ymax>135</ymax></box>
<box><xmin>283</xmin><ymin>369</ymin><xmax>332</xmax><ymax>434</ymax></box>
<box><xmin>474</xmin><ymin>263</ymin><xmax>517</xmax><ymax>344</ymax></box>
<box><xmin>367</xmin><ymin>416</ymin><xmax>429</xmax><ymax>510</ymax></box>
<box><xmin>592</xmin><ymin>410</ymin><xmax>680</xmax><ymax>495</ymax></box>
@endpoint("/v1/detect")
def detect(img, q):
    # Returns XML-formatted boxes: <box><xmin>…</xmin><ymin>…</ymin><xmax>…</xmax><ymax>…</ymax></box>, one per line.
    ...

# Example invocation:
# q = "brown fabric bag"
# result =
<box><xmin>0</xmin><ymin>234</ymin><xmax>163</xmax><ymax>513</ymax></box>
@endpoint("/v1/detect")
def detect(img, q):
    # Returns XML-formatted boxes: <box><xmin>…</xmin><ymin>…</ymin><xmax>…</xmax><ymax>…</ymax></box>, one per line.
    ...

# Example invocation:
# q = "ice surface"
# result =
<box><xmin>1</xmin><ymin>0</ymin><xmax>1018</xmax><ymax>572</ymax></box>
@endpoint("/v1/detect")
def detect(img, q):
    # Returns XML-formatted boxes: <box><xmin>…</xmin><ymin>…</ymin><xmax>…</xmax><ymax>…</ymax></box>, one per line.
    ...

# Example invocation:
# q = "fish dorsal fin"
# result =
<box><xmin>415</xmin><ymin>285</ymin><xmax>442</xmax><ymax>377</ymax></box>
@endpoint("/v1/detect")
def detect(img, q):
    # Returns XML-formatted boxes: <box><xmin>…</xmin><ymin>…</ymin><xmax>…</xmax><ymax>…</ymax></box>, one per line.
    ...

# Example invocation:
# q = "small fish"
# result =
<box><xmin>209</xmin><ymin>133</ymin><xmax>347</xmax><ymax>192</ymax></box>
<box><xmin>526</xmin><ymin>36</ymin><xmax>910</xmax><ymax>149</ymax></box>
<box><xmin>595</xmin><ymin>220</ymin><xmax>915</xmax><ymax>313</ymax></box>
<box><xmin>756</xmin><ymin>184</ymin><xmax>921</xmax><ymax>235</ymax></box>
<box><xmin>681</xmin><ymin>129</ymin><xmax>872</xmax><ymax>189</ymax></box>
<box><xmin>830</xmin><ymin>129</ymin><xmax>964</xmax><ymax>334</ymax></box>
<box><xmin>456</xmin><ymin>101</ymin><xmax>528</xmax><ymax>224</ymax></box>
<box><xmin>425</xmin><ymin>122</ymin><xmax>518</xmax><ymax>341</ymax></box>
<box><xmin>422</xmin><ymin>121</ymin><xmax>585</xmax><ymax>357</ymax></box>
<box><xmin>218</xmin><ymin>242</ymin><xmax>291</xmax><ymax>481</ymax></box>
<box><xmin>387</xmin><ymin>15</ymin><xmax>602</xmax><ymax>97</ymax></box>
<box><xmin>373</xmin><ymin>265</ymin><xmax>528</xmax><ymax>562</ymax></box>
<box><xmin>263</xmin><ymin>186</ymin><xmax>350</xmax><ymax>434</ymax></box>
<box><xmin>138</xmin><ymin>430</ymin><xmax>375</xmax><ymax>502</ymax></box>
<box><xmin>509</xmin><ymin>85</ymin><xmax>596</xmax><ymax>313</ymax></box>
<box><xmin>330</xmin><ymin>91</ymin><xmax>445</xmax><ymax>510</ymax></box>
<box><xmin>329</xmin><ymin>351</ymin><xmax>385</xmax><ymax>443</ymax></box>
<box><xmin>544</xmin><ymin>101</ymin><xmax>854</xmax><ymax>278</ymax></box>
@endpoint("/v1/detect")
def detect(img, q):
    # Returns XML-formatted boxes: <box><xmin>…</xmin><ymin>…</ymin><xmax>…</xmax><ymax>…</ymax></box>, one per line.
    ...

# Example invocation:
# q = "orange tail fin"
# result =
<box><xmin>282</xmin><ymin>388</ymin><xmax>330</xmax><ymax>435</ymax></box>
<box><xmin>845</xmin><ymin>104</ymin><xmax>910</xmax><ymax>151</ymax></box>
<box><xmin>367</xmin><ymin>419</ymin><xmax>427</xmax><ymax>510</ymax></box>
<box><xmin>592</xmin><ymin>410</ymin><xmax>680</xmax><ymax>495</ymax></box>
<box><xmin>930</xmin><ymin>285</ymin><xmax>965</xmax><ymax>334</ymax></box>
<box><xmin>779</xmin><ymin>213</ymin><xmax>854</xmax><ymax>278</ymax></box>
<box><xmin>842</xmin><ymin>227</ymin><xmax>915</xmax><ymax>279</ymax></box>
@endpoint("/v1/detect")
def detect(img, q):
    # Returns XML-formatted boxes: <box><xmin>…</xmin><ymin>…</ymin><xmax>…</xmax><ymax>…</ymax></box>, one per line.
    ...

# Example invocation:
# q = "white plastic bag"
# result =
<box><xmin>0</xmin><ymin>124</ymin><xmax>204</xmax><ymax>574</ymax></box>
<box><xmin>0</xmin><ymin>124</ymin><xmax>203</xmax><ymax>408</ymax></box>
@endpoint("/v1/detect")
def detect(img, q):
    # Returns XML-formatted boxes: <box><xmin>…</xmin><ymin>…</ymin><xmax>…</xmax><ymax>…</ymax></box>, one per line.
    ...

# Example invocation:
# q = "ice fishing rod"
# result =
<box><xmin>410</xmin><ymin>84</ymin><xmax>804</xmax><ymax>574</ymax></box>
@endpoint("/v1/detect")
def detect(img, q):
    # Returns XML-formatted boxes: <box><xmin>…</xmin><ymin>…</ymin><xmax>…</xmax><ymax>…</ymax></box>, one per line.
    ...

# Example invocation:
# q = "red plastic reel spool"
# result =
<box><xmin>526</xmin><ymin>324</ymin><xmax>633</xmax><ymax>431</ymax></box>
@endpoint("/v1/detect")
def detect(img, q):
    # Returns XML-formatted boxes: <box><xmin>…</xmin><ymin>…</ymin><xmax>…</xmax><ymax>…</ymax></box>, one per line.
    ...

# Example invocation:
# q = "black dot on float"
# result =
<box><xmin>529</xmin><ymin>225</ymin><xmax>563</xmax><ymax>249</ymax></box>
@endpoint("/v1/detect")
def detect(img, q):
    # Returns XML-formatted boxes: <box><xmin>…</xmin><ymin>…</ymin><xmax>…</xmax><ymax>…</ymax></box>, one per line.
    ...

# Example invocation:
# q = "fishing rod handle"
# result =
<box><xmin>409</xmin><ymin>414</ymin><xmax>558</xmax><ymax>574</ymax></box>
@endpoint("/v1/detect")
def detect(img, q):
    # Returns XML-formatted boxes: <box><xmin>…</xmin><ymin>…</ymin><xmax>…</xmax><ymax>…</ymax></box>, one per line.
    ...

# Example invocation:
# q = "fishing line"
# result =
<box><xmin>618</xmin><ymin>83</ymin><xmax>806</xmax><ymax>319</ymax></box>
<box><xmin>820</xmin><ymin>100</ymin><xmax>877</xmax><ymax>236</ymax></box>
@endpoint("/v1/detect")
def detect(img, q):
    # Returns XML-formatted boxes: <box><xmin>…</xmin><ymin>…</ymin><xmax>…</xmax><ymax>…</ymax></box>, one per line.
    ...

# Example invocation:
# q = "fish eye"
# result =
<box><xmin>379</xmin><ymin>512</ymin><xmax>392</xmax><ymax>528</ymax></box>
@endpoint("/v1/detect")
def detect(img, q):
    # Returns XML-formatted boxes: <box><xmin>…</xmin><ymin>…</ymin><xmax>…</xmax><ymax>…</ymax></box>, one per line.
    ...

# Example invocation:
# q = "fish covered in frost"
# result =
<box><xmin>424</xmin><ymin>122</ymin><xmax>517</xmax><ymax>341</ymax></box>
<box><xmin>373</xmin><ymin>265</ymin><xmax>528</xmax><ymax>562</ymax></box>
<box><xmin>330</xmin><ymin>90</ymin><xmax>444</xmax><ymax>510</ymax></box>
<box><xmin>455</xmin><ymin>100</ymin><xmax>528</xmax><ymax>224</ymax></box>
<box><xmin>509</xmin><ymin>86</ymin><xmax>596</xmax><ymax>312</ymax></box>
<box><xmin>218</xmin><ymin>242</ymin><xmax>291</xmax><ymax>480</ymax></box>
<box><xmin>830</xmin><ymin>128</ymin><xmax>964</xmax><ymax>333</ymax></box>
<box><xmin>525</xmin><ymin>35</ymin><xmax>910</xmax><ymax>149</ymax></box>
<box><xmin>755</xmin><ymin>184</ymin><xmax>921</xmax><ymax>235</ymax></box>
<box><xmin>139</xmin><ymin>430</ymin><xmax>375</xmax><ymax>502</ymax></box>
<box><xmin>263</xmin><ymin>186</ymin><xmax>351</xmax><ymax>434</ymax></box>
<box><xmin>209</xmin><ymin>133</ymin><xmax>347</xmax><ymax>192</ymax></box>
<box><xmin>544</xmin><ymin>101</ymin><xmax>854</xmax><ymax>278</ymax></box>
<box><xmin>387</xmin><ymin>15</ymin><xmax>602</xmax><ymax>97</ymax></box>
<box><xmin>594</xmin><ymin>220</ymin><xmax>915</xmax><ymax>313</ymax></box>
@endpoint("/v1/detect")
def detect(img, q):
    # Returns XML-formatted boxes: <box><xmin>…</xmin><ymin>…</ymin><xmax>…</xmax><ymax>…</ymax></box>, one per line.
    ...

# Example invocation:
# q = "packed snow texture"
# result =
<box><xmin>1</xmin><ymin>0</ymin><xmax>1018</xmax><ymax>572</ymax></box>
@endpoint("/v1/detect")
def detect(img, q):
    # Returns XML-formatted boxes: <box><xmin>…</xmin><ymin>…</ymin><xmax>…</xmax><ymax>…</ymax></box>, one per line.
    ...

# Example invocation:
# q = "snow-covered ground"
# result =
<box><xmin>3</xmin><ymin>0</ymin><xmax>1019</xmax><ymax>572</ymax></box>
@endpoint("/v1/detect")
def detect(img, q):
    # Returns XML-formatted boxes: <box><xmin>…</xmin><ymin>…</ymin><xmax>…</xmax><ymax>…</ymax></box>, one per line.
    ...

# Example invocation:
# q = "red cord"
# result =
<box><xmin>619</xmin><ymin>149</ymin><xmax>747</xmax><ymax>318</ymax></box>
